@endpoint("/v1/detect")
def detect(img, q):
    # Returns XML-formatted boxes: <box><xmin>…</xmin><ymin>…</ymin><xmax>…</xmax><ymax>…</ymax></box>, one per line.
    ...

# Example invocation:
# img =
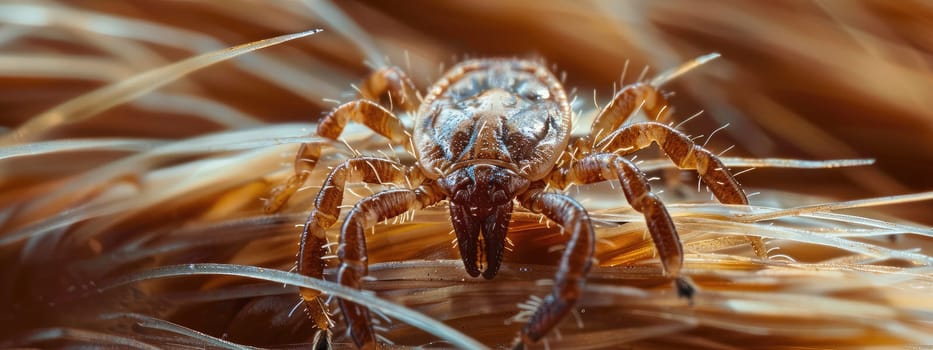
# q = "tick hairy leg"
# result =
<box><xmin>265</xmin><ymin>100</ymin><xmax>411</xmax><ymax>213</ymax></box>
<box><xmin>562</xmin><ymin>55</ymin><xmax>716</xmax><ymax>186</ymax></box>
<box><xmin>337</xmin><ymin>184</ymin><xmax>444</xmax><ymax>349</ymax></box>
<box><xmin>547</xmin><ymin>153</ymin><xmax>692</xmax><ymax>292</ymax></box>
<box><xmin>265</xmin><ymin>67</ymin><xmax>418</xmax><ymax>214</ymax></box>
<box><xmin>590</xmin><ymin>82</ymin><xmax>672</xmax><ymax>142</ymax></box>
<box><xmin>596</xmin><ymin>121</ymin><xmax>768</xmax><ymax>258</ymax></box>
<box><xmin>513</xmin><ymin>187</ymin><xmax>595</xmax><ymax>348</ymax></box>
<box><xmin>587</xmin><ymin>53</ymin><xmax>722</xmax><ymax>141</ymax></box>
<box><xmin>358</xmin><ymin>66</ymin><xmax>420</xmax><ymax>113</ymax></box>
<box><xmin>560</xmin><ymin>83</ymin><xmax>673</xmax><ymax>165</ymax></box>
<box><xmin>295</xmin><ymin>158</ymin><xmax>422</xmax><ymax>340</ymax></box>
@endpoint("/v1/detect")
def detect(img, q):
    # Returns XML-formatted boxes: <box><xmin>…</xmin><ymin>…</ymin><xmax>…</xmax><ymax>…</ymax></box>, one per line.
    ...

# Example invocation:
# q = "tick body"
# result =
<box><xmin>266</xmin><ymin>56</ymin><xmax>762</xmax><ymax>349</ymax></box>
<box><xmin>415</xmin><ymin>60</ymin><xmax>571</xmax><ymax>280</ymax></box>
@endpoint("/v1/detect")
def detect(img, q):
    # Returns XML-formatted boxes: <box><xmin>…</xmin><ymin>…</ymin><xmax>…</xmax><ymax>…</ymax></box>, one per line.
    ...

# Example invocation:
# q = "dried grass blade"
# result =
<box><xmin>0</xmin><ymin>28</ymin><xmax>322</xmax><ymax>145</ymax></box>
<box><xmin>100</xmin><ymin>263</ymin><xmax>489</xmax><ymax>350</ymax></box>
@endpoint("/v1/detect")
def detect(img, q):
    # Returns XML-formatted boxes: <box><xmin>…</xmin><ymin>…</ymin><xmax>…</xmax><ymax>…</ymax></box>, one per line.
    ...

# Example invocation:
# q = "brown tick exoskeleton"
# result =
<box><xmin>265</xmin><ymin>56</ymin><xmax>765</xmax><ymax>349</ymax></box>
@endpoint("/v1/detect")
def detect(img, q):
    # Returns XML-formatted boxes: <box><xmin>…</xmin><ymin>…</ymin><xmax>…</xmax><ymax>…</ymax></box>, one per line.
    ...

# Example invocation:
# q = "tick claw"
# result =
<box><xmin>675</xmin><ymin>276</ymin><xmax>696</xmax><ymax>302</ymax></box>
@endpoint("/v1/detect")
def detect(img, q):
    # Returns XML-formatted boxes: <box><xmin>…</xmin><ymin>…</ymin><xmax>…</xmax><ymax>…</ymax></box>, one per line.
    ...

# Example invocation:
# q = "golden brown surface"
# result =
<box><xmin>1</xmin><ymin>1</ymin><xmax>931</xmax><ymax>349</ymax></box>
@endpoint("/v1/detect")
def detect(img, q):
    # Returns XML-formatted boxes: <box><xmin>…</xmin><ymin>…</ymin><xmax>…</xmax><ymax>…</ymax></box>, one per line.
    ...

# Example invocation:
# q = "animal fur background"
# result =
<box><xmin>1</xmin><ymin>1</ymin><xmax>931</xmax><ymax>349</ymax></box>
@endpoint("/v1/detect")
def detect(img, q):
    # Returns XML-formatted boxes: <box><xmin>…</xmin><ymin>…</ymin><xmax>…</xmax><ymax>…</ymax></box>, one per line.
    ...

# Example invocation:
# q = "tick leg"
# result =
<box><xmin>547</xmin><ymin>153</ymin><xmax>689</xmax><ymax>286</ymax></box>
<box><xmin>265</xmin><ymin>66</ymin><xmax>418</xmax><ymax>214</ymax></box>
<box><xmin>571</xmin><ymin>55</ymin><xmax>715</xmax><ymax>180</ymax></box>
<box><xmin>560</xmin><ymin>82</ymin><xmax>671</xmax><ymax>166</ymax></box>
<box><xmin>591</xmin><ymin>82</ymin><xmax>672</xmax><ymax>141</ymax></box>
<box><xmin>590</xmin><ymin>53</ymin><xmax>719</xmax><ymax>141</ymax></box>
<box><xmin>296</xmin><ymin>158</ymin><xmax>422</xmax><ymax>338</ymax></box>
<box><xmin>359</xmin><ymin>66</ymin><xmax>421</xmax><ymax>113</ymax></box>
<box><xmin>266</xmin><ymin>143</ymin><xmax>322</xmax><ymax>214</ymax></box>
<box><xmin>514</xmin><ymin>186</ymin><xmax>595</xmax><ymax>347</ymax></box>
<box><xmin>595</xmin><ymin>121</ymin><xmax>768</xmax><ymax>258</ymax></box>
<box><xmin>265</xmin><ymin>100</ymin><xmax>411</xmax><ymax>214</ymax></box>
<box><xmin>337</xmin><ymin>183</ymin><xmax>444</xmax><ymax>349</ymax></box>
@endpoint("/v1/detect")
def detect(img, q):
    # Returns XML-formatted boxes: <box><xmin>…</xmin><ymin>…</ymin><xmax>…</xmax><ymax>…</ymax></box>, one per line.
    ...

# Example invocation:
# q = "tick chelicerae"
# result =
<box><xmin>266</xmin><ymin>55</ymin><xmax>763</xmax><ymax>349</ymax></box>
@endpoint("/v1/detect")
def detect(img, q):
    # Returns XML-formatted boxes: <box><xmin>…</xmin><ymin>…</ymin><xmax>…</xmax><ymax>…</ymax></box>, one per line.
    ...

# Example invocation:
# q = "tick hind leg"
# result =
<box><xmin>265</xmin><ymin>67</ymin><xmax>419</xmax><ymax>213</ymax></box>
<box><xmin>294</xmin><ymin>158</ymin><xmax>422</xmax><ymax>342</ymax></box>
<box><xmin>513</xmin><ymin>187</ymin><xmax>595</xmax><ymax>348</ymax></box>
<box><xmin>596</xmin><ymin>121</ymin><xmax>768</xmax><ymax>258</ymax></box>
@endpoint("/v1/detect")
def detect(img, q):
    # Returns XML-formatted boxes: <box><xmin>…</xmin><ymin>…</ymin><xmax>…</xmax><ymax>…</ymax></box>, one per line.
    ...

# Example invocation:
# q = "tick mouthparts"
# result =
<box><xmin>450</xmin><ymin>201</ymin><xmax>512</xmax><ymax>279</ymax></box>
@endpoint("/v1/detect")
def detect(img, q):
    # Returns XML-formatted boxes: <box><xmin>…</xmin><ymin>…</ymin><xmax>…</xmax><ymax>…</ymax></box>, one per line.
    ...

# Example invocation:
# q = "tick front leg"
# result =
<box><xmin>589</xmin><ymin>53</ymin><xmax>720</xmax><ymax>141</ymax></box>
<box><xmin>596</xmin><ymin>121</ymin><xmax>768</xmax><ymax>258</ymax></box>
<box><xmin>359</xmin><ymin>66</ymin><xmax>421</xmax><ymax>113</ymax></box>
<box><xmin>266</xmin><ymin>143</ymin><xmax>321</xmax><ymax>214</ymax></box>
<box><xmin>265</xmin><ymin>65</ymin><xmax>418</xmax><ymax>214</ymax></box>
<box><xmin>591</xmin><ymin>82</ymin><xmax>672</xmax><ymax>141</ymax></box>
<box><xmin>295</xmin><ymin>158</ymin><xmax>422</xmax><ymax>338</ymax></box>
<box><xmin>547</xmin><ymin>153</ymin><xmax>691</xmax><ymax>290</ymax></box>
<box><xmin>514</xmin><ymin>187</ymin><xmax>595</xmax><ymax>348</ymax></box>
<box><xmin>568</xmin><ymin>55</ymin><xmax>717</xmax><ymax>179</ymax></box>
<box><xmin>265</xmin><ymin>100</ymin><xmax>410</xmax><ymax>214</ymax></box>
<box><xmin>559</xmin><ymin>82</ymin><xmax>672</xmax><ymax>167</ymax></box>
<box><xmin>337</xmin><ymin>184</ymin><xmax>444</xmax><ymax>349</ymax></box>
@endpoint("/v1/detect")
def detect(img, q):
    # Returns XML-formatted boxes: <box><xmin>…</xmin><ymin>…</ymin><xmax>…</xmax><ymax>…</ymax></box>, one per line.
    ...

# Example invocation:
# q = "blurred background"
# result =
<box><xmin>3</xmin><ymin>0</ymin><xmax>931</xmax><ymax>219</ymax></box>
<box><xmin>1</xmin><ymin>1</ymin><xmax>931</xmax><ymax>349</ymax></box>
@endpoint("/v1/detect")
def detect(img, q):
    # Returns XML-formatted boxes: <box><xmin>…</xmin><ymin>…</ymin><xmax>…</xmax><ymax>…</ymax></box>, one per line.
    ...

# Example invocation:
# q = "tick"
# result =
<box><xmin>265</xmin><ymin>55</ymin><xmax>763</xmax><ymax>349</ymax></box>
